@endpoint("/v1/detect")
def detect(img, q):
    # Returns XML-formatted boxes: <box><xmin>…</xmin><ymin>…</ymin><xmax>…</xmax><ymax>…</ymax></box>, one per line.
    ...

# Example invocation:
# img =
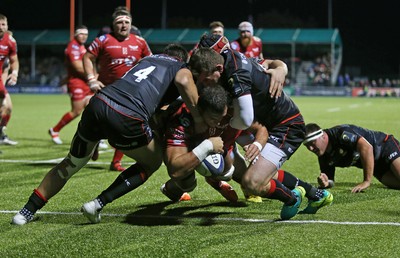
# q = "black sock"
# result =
<box><xmin>278</xmin><ymin>170</ymin><xmax>319</xmax><ymax>200</ymax></box>
<box><xmin>163</xmin><ymin>179</ymin><xmax>185</xmax><ymax>202</ymax></box>
<box><xmin>98</xmin><ymin>163</ymin><xmax>148</xmax><ymax>206</ymax></box>
<box><xmin>24</xmin><ymin>189</ymin><xmax>47</xmax><ymax>214</ymax></box>
<box><xmin>266</xmin><ymin>179</ymin><xmax>296</xmax><ymax>205</ymax></box>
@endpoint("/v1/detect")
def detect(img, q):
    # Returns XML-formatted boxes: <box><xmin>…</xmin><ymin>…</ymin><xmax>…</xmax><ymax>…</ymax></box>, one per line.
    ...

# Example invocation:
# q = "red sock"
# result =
<box><xmin>53</xmin><ymin>112</ymin><xmax>74</xmax><ymax>132</ymax></box>
<box><xmin>277</xmin><ymin>169</ymin><xmax>285</xmax><ymax>182</ymax></box>
<box><xmin>0</xmin><ymin>114</ymin><xmax>10</xmax><ymax>127</ymax></box>
<box><xmin>112</xmin><ymin>149</ymin><xmax>124</xmax><ymax>163</ymax></box>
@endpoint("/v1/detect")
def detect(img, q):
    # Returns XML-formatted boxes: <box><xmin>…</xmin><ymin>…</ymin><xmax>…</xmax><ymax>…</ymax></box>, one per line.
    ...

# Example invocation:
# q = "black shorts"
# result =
<box><xmin>267</xmin><ymin>113</ymin><xmax>306</xmax><ymax>159</ymax></box>
<box><xmin>78</xmin><ymin>93</ymin><xmax>153</xmax><ymax>150</ymax></box>
<box><xmin>374</xmin><ymin>135</ymin><xmax>400</xmax><ymax>180</ymax></box>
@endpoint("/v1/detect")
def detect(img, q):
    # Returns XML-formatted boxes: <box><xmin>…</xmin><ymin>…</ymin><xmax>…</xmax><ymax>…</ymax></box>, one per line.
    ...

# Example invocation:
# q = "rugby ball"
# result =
<box><xmin>195</xmin><ymin>153</ymin><xmax>225</xmax><ymax>177</ymax></box>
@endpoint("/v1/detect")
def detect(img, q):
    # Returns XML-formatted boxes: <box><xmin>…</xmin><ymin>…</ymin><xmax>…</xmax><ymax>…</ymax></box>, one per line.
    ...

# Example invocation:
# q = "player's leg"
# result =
<box><xmin>49</xmin><ymin>92</ymin><xmax>88</xmax><ymax>144</ymax></box>
<box><xmin>242</xmin><ymin>144</ymin><xmax>304</xmax><ymax>220</ymax></box>
<box><xmin>380</xmin><ymin>158</ymin><xmax>400</xmax><ymax>189</ymax></box>
<box><xmin>12</xmin><ymin>134</ymin><xmax>98</xmax><ymax>225</ymax></box>
<box><xmin>275</xmin><ymin>169</ymin><xmax>333</xmax><ymax>214</ymax></box>
<box><xmin>81</xmin><ymin>138</ymin><xmax>163</xmax><ymax>223</ymax></box>
<box><xmin>0</xmin><ymin>93</ymin><xmax>17</xmax><ymax>145</ymax></box>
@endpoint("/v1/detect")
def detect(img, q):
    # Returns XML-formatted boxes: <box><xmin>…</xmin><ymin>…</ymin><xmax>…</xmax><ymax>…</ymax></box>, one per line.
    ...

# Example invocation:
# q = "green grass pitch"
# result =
<box><xmin>1</xmin><ymin>94</ymin><xmax>399</xmax><ymax>257</ymax></box>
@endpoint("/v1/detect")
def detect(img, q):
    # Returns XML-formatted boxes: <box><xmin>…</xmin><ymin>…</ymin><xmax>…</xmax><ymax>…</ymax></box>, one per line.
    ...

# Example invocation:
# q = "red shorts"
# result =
<box><xmin>0</xmin><ymin>81</ymin><xmax>8</xmax><ymax>99</ymax></box>
<box><xmin>67</xmin><ymin>79</ymin><xmax>93</xmax><ymax>101</ymax></box>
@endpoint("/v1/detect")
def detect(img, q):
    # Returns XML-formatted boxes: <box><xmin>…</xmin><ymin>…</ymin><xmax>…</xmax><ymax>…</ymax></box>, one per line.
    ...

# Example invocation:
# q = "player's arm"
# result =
<box><xmin>243</xmin><ymin>121</ymin><xmax>268</xmax><ymax>164</ymax></box>
<box><xmin>164</xmin><ymin>137</ymin><xmax>224</xmax><ymax>179</ymax></box>
<box><xmin>7</xmin><ymin>54</ymin><xmax>19</xmax><ymax>86</ymax></box>
<box><xmin>318</xmin><ymin>162</ymin><xmax>336</xmax><ymax>189</ymax></box>
<box><xmin>228</xmin><ymin>69</ymin><xmax>254</xmax><ymax>130</ymax></box>
<box><xmin>352</xmin><ymin>137</ymin><xmax>374</xmax><ymax>193</ymax></box>
<box><xmin>70</xmin><ymin>59</ymin><xmax>86</xmax><ymax>80</ymax></box>
<box><xmin>261</xmin><ymin>59</ymin><xmax>287</xmax><ymax>98</ymax></box>
<box><xmin>83</xmin><ymin>52</ymin><xmax>104</xmax><ymax>92</ymax></box>
<box><xmin>174</xmin><ymin>68</ymin><xmax>206</xmax><ymax>132</ymax></box>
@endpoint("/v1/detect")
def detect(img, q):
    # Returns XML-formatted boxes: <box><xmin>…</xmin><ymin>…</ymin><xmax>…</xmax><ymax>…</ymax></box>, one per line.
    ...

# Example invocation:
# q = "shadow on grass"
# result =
<box><xmin>124</xmin><ymin>201</ymin><xmax>247</xmax><ymax>226</ymax></box>
<box><xmin>25</xmin><ymin>163</ymin><xmax>106</xmax><ymax>171</ymax></box>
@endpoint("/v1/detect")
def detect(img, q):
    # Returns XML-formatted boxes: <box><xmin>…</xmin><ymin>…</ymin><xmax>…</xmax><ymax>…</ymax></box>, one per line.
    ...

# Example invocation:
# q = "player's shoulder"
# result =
<box><xmin>253</xmin><ymin>36</ymin><xmax>262</xmax><ymax>43</ymax></box>
<box><xmin>3</xmin><ymin>33</ymin><xmax>17</xmax><ymax>44</ymax></box>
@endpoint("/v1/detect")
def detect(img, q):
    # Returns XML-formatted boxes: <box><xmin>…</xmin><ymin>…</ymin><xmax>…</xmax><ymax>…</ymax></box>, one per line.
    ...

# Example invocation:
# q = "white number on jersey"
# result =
<box><xmin>133</xmin><ymin>66</ymin><xmax>156</xmax><ymax>82</ymax></box>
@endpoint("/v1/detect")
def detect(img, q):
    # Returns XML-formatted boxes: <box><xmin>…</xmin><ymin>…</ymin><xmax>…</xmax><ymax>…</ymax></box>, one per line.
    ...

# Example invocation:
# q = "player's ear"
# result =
<box><xmin>216</xmin><ymin>64</ymin><xmax>224</xmax><ymax>73</ymax></box>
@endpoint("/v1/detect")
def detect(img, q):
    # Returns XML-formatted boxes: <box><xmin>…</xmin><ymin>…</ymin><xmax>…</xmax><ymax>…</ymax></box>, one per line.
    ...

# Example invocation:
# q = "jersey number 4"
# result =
<box><xmin>133</xmin><ymin>66</ymin><xmax>156</xmax><ymax>82</ymax></box>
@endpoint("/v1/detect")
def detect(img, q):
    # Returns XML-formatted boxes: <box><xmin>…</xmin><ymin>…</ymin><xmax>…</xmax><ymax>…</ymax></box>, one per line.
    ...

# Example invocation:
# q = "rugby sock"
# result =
<box><xmin>112</xmin><ymin>149</ymin><xmax>124</xmax><ymax>163</ymax></box>
<box><xmin>266</xmin><ymin>179</ymin><xmax>296</xmax><ymax>205</ymax></box>
<box><xmin>21</xmin><ymin>189</ymin><xmax>48</xmax><ymax>218</ymax></box>
<box><xmin>53</xmin><ymin>112</ymin><xmax>74</xmax><ymax>132</ymax></box>
<box><xmin>97</xmin><ymin>163</ymin><xmax>148</xmax><ymax>206</ymax></box>
<box><xmin>163</xmin><ymin>180</ymin><xmax>185</xmax><ymax>202</ymax></box>
<box><xmin>0</xmin><ymin>114</ymin><xmax>10</xmax><ymax>127</ymax></box>
<box><xmin>277</xmin><ymin>170</ymin><xmax>321</xmax><ymax>201</ymax></box>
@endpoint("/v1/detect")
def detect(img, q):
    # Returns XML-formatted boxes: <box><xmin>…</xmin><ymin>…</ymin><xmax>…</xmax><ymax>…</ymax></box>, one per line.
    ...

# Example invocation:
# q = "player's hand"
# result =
<box><xmin>244</xmin><ymin>142</ymin><xmax>261</xmax><ymax>165</ymax></box>
<box><xmin>317</xmin><ymin>173</ymin><xmax>329</xmax><ymax>188</ymax></box>
<box><xmin>351</xmin><ymin>181</ymin><xmax>370</xmax><ymax>193</ymax></box>
<box><xmin>265</xmin><ymin>67</ymin><xmax>285</xmax><ymax>98</ymax></box>
<box><xmin>208</xmin><ymin>136</ymin><xmax>224</xmax><ymax>154</ymax></box>
<box><xmin>89</xmin><ymin>80</ymin><xmax>105</xmax><ymax>93</ymax></box>
<box><xmin>6</xmin><ymin>73</ymin><xmax>18</xmax><ymax>86</ymax></box>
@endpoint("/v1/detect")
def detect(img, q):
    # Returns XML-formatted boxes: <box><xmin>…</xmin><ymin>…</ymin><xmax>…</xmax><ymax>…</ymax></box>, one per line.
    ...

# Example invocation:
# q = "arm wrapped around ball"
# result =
<box><xmin>195</xmin><ymin>153</ymin><xmax>234</xmax><ymax>181</ymax></box>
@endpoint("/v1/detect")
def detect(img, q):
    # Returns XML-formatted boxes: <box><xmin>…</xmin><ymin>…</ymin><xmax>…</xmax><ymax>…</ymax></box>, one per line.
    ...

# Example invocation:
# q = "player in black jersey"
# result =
<box><xmin>304</xmin><ymin>123</ymin><xmax>400</xmax><ymax>193</ymax></box>
<box><xmin>12</xmin><ymin>45</ymin><xmax>226</xmax><ymax>225</ymax></box>
<box><xmin>199</xmin><ymin>34</ymin><xmax>333</xmax><ymax>220</ymax></box>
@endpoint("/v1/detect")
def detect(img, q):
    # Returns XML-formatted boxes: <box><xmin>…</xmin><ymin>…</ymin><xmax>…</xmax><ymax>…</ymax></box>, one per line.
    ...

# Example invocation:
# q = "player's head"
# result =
<box><xmin>198</xmin><ymin>33</ymin><xmax>230</xmax><ymax>53</ymax></box>
<box><xmin>303</xmin><ymin>123</ymin><xmax>327</xmax><ymax>156</ymax></box>
<box><xmin>238</xmin><ymin>21</ymin><xmax>254</xmax><ymax>36</ymax></box>
<box><xmin>0</xmin><ymin>14</ymin><xmax>9</xmax><ymax>36</ymax></box>
<box><xmin>197</xmin><ymin>84</ymin><xmax>228</xmax><ymax>128</ymax></box>
<box><xmin>111</xmin><ymin>6</ymin><xmax>132</xmax><ymax>39</ymax></box>
<box><xmin>163</xmin><ymin>44</ymin><xmax>188</xmax><ymax>62</ymax></box>
<box><xmin>188</xmin><ymin>48</ymin><xmax>224</xmax><ymax>88</ymax></box>
<box><xmin>209</xmin><ymin>21</ymin><xmax>224</xmax><ymax>36</ymax></box>
<box><xmin>74</xmin><ymin>25</ymin><xmax>89</xmax><ymax>44</ymax></box>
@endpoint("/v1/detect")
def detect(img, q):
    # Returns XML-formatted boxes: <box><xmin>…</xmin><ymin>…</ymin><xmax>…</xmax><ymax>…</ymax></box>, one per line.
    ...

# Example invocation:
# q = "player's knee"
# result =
<box><xmin>70</xmin><ymin>133</ymin><xmax>97</xmax><ymax>158</ymax></box>
<box><xmin>55</xmin><ymin>153</ymin><xmax>90</xmax><ymax>180</ymax></box>
<box><xmin>241</xmin><ymin>174</ymin><xmax>261</xmax><ymax>195</ymax></box>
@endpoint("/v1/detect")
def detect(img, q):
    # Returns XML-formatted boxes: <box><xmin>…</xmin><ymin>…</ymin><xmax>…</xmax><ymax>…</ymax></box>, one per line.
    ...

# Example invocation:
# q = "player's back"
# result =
<box><xmin>100</xmin><ymin>54</ymin><xmax>186</xmax><ymax>120</ymax></box>
<box><xmin>220</xmin><ymin>49</ymin><xmax>300</xmax><ymax>129</ymax></box>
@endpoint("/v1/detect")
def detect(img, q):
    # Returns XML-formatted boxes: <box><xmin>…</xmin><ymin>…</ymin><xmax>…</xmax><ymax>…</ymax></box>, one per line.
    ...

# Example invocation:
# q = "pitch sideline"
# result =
<box><xmin>1</xmin><ymin>210</ymin><xmax>399</xmax><ymax>226</ymax></box>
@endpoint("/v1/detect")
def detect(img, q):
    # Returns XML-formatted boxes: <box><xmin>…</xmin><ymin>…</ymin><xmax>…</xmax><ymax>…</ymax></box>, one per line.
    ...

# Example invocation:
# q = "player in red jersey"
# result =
<box><xmin>230</xmin><ymin>21</ymin><xmax>263</xmax><ymax>59</ymax></box>
<box><xmin>83</xmin><ymin>6</ymin><xmax>152</xmax><ymax>172</ymax></box>
<box><xmin>159</xmin><ymin>85</ymin><xmax>241</xmax><ymax>203</ymax></box>
<box><xmin>48</xmin><ymin>26</ymin><xmax>93</xmax><ymax>145</ymax></box>
<box><xmin>0</xmin><ymin>14</ymin><xmax>19</xmax><ymax>145</ymax></box>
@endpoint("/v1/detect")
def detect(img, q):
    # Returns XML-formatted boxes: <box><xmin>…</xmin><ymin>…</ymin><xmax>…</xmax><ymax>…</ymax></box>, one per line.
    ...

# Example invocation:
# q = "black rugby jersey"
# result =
<box><xmin>100</xmin><ymin>54</ymin><xmax>186</xmax><ymax>121</ymax></box>
<box><xmin>220</xmin><ymin>49</ymin><xmax>300</xmax><ymax>130</ymax></box>
<box><xmin>320</xmin><ymin>124</ymin><xmax>389</xmax><ymax>177</ymax></box>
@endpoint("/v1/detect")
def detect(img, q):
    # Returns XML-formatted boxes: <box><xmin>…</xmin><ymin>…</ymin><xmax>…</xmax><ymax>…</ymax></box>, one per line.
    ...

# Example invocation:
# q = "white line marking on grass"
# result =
<box><xmin>1</xmin><ymin>210</ymin><xmax>400</xmax><ymax>226</ymax></box>
<box><xmin>327</xmin><ymin>107</ymin><xmax>341</xmax><ymax>112</ymax></box>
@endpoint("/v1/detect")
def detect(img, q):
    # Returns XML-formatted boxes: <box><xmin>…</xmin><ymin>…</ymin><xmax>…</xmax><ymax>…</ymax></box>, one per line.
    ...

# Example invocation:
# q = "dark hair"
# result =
<box><xmin>305</xmin><ymin>123</ymin><xmax>322</xmax><ymax>135</ymax></box>
<box><xmin>188</xmin><ymin>48</ymin><xmax>223</xmax><ymax>80</ymax></box>
<box><xmin>163</xmin><ymin>44</ymin><xmax>188</xmax><ymax>62</ymax></box>
<box><xmin>209</xmin><ymin>21</ymin><xmax>224</xmax><ymax>29</ymax></box>
<box><xmin>197</xmin><ymin>85</ymin><xmax>228</xmax><ymax>115</ymax></box>
<box><xmin>112</xmin><ymin>6</ymin><xmax>132</xmax><ymax>21</ymax></box>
